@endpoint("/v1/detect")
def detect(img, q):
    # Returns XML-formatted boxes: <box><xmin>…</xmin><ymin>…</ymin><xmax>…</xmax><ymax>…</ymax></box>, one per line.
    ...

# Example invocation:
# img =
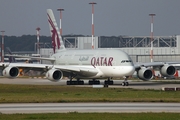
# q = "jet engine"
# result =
<box><xmin>2</xmin><ymin>66</ymin><xmax>19</xmax><ymax>78</ymax></box>
<box><xmin>46</xmin><ymin>69</ymin><xmax>63</xmax><ymax>82</ymax></box>
<box><xmin>160</xmin><ymin>64</ymin><xmax>176</xmax><ymax>77</ymax></box>
<box><xmin>137</xmin><ymin>67</ymin><xmax>153</xmax><ymax>81</ymax></box>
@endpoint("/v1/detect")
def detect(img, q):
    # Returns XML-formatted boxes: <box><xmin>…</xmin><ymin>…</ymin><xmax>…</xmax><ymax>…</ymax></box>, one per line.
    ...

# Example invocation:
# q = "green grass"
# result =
<box><xmin>0</xmin><ymin>84</ymin><xmax>180</xmax><ymax>103</ymax></box>
<box><xmin>0</xmin><ymin>84</ymin><xmax>179</xmax><ymax>119</ymax></box>
<box><xmin>0</xmin><ymin>113</ymin><xmax>180</xmax><ymax>120</ymax></box>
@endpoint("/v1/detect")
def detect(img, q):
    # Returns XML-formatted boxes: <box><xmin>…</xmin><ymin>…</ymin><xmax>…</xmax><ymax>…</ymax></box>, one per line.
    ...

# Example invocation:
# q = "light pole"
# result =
<box><xmin>1</xmin><ymin>31</ymin><xmax>5</xmax><ymax>62</ymax></box>
<box><xmin>149</xmin><ymin>14</ymin><xmax>156</xmax><ymax>62</ymax></box>
<box><xmin>36</xmin><ymin>27</ymin><xmax>40</xmax><ymax>55</ymax></box>
<box><xmin>57</xmin><ymin>8</ymin><xmax>64</xmax><ymax>35</ymax></box>
<box><xmin>89</xmin><ymin>2</ymin><xmax>97</xmax><ymax>49</ymax></box>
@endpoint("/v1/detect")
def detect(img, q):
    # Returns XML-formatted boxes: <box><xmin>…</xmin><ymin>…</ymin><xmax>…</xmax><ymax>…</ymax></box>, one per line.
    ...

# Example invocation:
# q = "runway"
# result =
<box><xmin>0</xmin><ymin>103</ymin><xmax>180</xmax><ymax>113</ymax></box>
<box><xmin>0</xmin><ymin>77</ymin><xmax>179</xmax><ymax>90</ymax></box>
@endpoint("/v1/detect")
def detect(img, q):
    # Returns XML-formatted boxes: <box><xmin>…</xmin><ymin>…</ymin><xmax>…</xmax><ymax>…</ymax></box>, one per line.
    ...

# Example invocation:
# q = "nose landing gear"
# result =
<box><xmin>122</xmin><ymin>76</ymin><xmax>129</xmax><ymax>86</ymax></box>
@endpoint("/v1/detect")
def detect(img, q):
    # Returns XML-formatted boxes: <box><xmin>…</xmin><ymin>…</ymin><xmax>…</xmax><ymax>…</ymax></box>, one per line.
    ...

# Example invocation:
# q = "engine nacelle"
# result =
<box><xmin>160</xmin><ymin>64</ymin><xmax>176</xmax><ymax>77</ymax></box>
<box><xmin>2</xmin><ymin>66</ymin><xmax>19</xmax><ymax>78</ymax></box>
<box><xmin>137</xmin><ymin>67</ymin><xmax>153</xmax><ymax>81</ymax></box>
<box><xmin>46</xmin><ymin>69</ymin><xmax>63</xmax><ymax>82</ymax></box>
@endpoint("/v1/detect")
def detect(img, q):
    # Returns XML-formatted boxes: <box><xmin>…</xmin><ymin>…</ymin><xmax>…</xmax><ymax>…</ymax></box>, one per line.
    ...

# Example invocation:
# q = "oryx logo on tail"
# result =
<box><xmin>47</xmin><ymin>9</ymin><xmax>65</xmax><ymax>53</ymax></box>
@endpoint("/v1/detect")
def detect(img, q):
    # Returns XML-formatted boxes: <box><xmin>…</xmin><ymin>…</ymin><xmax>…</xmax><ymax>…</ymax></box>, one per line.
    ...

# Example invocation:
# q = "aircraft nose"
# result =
<box><xmin>127</xmin><ymin>66</ymin><xmax>135</xmax><ymax>75</ymax></box>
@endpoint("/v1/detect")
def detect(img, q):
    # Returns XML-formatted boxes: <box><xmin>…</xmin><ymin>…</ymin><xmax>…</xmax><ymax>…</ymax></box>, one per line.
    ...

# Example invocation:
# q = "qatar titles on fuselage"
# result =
<box><xmin>50</xmin><ymin>49</ymin><xmax>135</xmax><ymax>78</ymax></box>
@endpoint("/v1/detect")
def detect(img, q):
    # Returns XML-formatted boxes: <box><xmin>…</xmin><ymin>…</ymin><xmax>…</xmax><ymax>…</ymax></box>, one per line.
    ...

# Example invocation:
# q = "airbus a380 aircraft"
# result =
<box><xmin>0</xmin><ymin>9</ymin><xmax>176</xmax><ymax>86</ymax></box>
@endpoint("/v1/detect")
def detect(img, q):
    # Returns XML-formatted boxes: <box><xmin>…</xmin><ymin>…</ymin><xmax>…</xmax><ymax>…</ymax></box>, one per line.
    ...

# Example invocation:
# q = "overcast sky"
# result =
<box><xmin>0</xmin><ymin>0</ymin><xmax>180</xmax><ymax>36</ymax></box>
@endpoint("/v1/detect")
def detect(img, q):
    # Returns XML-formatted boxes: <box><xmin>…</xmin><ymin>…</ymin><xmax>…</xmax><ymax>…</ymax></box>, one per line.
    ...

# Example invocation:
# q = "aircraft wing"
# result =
<box><xmin>6</xmin><ymin>55</ymin><xmax>55</xmax><ymax>62</ymax></box>
<box><xmin>132</xmin><ymin>61</ymin><xmax>179</xmax><ymax>81</ymax></box>
<box><xmin>0</xmin><ymin>62</ymin><xmax>98</xmax><ymax>79</ymax></box>
<box><xmin>134</xmin><ymin>61</ymin><xmax>180</xmax><ymax>69</ymax></box>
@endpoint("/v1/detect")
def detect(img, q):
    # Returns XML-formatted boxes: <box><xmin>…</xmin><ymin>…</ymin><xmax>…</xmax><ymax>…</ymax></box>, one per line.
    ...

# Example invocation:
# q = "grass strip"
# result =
<box><xmin>0</xmin><ymin>84</ymin><xmax>180</xmax><ymax>103</ymax></box>
<box><xmin>0</xmin><ymin>113</ymin><xmax>180</xmax><ymax>120</ymax></box>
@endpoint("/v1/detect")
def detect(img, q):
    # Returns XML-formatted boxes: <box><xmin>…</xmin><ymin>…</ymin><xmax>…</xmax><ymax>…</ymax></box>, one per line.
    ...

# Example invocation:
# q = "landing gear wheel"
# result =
<box><xmin>88</xmin><ymin>79</ymin><xmax>100</xmax><ymax>85</ymax></box>
<box><xmin>67</xmin><ymin>80</ymin><xmax>84</xmax><ymax>85</ymax></box>
<box><xmin>122</xmin><ymin>76</ymin><xmax>129</xmax><ymax>86</ymax></box>
<box><xmin>122</xmin><ymin>82</ymin><xmax>125</xmax><ymax>86</ymax></box>
<box><xmin>104</xmin><ymin>80</ymin><xmax>114</xmax><ymax>85</ymax></box>
<box><xmin>125</xmin><ymin>82</ymin><xmax>129</xmax><ymax>86</ymax></box>
<box><xmin>67</xmin><ymin>81</ymin><xmax>70</xmax><ymax>85</ymax></box>
<box><xmin>78</xmin><ymin>80</ymin><xmax>84</xmax><ymax>85</ymax></box>
<box><xmin>77</xmin><ymin>79</ymin><xmax>84</xmax><ymax>85</ymax></box>
<box><xmin>104</xmin><ymin>77</ymin><xmax>114</xmax><ymax>85</ymax></box>
<box><xmin>122</xmin><ymin>82</ymin><xmax>129</xmax><ymax>86</ymax></box>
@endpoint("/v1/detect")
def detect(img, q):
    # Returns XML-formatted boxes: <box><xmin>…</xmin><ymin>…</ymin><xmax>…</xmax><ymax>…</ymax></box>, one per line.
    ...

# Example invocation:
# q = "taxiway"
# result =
<box><xmin>0</xmin><ymin>103</ymin><xmax>180</xmax><ymax>113</ymax></box>
<box><xmin>0</xmin><ymin>77</ymin><xmax>179</xmax><ymax>90</ymax></box>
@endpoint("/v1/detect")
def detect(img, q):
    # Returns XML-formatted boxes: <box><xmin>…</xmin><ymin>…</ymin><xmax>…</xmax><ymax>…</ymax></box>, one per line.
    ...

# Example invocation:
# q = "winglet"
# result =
<box><xmin>47</xmin><ymin>9</ymin><xmax>66</xmax><ymax>53</ymax></box>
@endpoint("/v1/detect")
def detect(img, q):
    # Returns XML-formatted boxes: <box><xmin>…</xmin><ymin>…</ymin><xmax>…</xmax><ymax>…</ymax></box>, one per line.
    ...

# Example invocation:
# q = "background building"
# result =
<box><xmin>40</xmin><ymin>35</ymin><xmax>180</xmax><ymax>64</ymax></box>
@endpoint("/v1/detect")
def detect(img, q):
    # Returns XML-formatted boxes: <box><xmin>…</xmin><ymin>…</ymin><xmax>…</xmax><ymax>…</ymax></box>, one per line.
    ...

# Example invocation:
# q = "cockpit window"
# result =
<box><xmin>121</xmin><ymin>60</ymin><xmax>132</xmax><ymax>63</ymax></box>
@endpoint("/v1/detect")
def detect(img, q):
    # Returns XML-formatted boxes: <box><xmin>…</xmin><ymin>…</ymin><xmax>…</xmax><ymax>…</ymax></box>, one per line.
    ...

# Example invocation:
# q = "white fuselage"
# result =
<box><xmin>51</xmin><ymin>49</ymin><xmax>135</xmax><ymax>78</ymax></box>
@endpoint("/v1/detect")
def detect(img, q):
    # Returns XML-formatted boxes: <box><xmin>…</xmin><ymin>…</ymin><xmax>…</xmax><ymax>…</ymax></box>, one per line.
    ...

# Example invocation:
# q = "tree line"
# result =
<box><xmin>1</xmin><ymin>34</ymin><xmax>86</xmax><ymax>52</ymax></box>
<box><xmin>1</xmin><ymin>35</ymin><xmax>51</xmax><ymax>52</ymax></box>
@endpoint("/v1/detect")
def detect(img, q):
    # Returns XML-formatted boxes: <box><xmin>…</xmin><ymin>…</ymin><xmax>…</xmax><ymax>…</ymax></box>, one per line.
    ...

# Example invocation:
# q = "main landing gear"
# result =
<box><xmin>67</xmin><ymin>78</ymin><xmax>84</xmax><ymax>85</ymax></box>
<box><xmin>88</xmin><ymin>79</ymin><xmax>100</xmax><ymax>85</ymax></box>
<box><xmin>66</xmin><ymin>75</ymin><xmax>129</xmax><ymax>86</ymax></box>
<box><xmin>122</xmin><ymin>76</ymin><xmax>129</xmax><ymax>86</ymax></box>
<box><xmin>104</xmin><ymin>77</ymin><xmax>114</xmax><ymax>85</ymax></box>
<box><xmin>66</xmin><ymin>73</ymin><xmax>84</xmax><ymax>85</ymax></box>
<box><xmin>67</xmin><ymin>78</ymin><xmax>100</xmax><ymax>85</ymax></box>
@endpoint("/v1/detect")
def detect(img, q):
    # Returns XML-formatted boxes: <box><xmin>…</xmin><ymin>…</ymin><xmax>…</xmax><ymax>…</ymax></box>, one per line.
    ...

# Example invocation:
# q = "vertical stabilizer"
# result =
<box><xmin>47</xmin><ymin>9</ymin><xmax>66</xmax><ymax>53</ymax></box>
<box><xmin>6</xmin><ymin>47</ymin><xmax>16</xmax><ymax>63</ymax></box>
